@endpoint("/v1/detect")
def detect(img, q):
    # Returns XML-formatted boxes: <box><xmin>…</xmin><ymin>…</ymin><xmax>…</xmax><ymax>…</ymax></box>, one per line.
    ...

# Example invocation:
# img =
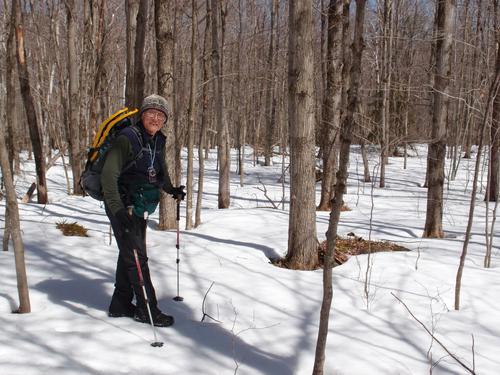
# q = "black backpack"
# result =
<box><xmin>80</xmin><ymin>107</ymin><xmax>141</xmax><ymax>200</ymax></box>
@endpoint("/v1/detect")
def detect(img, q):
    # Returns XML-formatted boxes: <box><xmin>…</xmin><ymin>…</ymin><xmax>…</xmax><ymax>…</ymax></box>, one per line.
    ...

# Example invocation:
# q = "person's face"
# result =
<box><xmin>142</xmin><ymin>109</ymin><xmax>167</xmax><ymax>136</ymax></box>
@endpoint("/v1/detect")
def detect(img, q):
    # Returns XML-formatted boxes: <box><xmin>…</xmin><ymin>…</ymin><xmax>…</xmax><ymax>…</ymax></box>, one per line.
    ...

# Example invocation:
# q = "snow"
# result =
<box><xmin>1</xmin><ymin>146</ymin><xmax>499</xmax><ymax>375</ymax></box>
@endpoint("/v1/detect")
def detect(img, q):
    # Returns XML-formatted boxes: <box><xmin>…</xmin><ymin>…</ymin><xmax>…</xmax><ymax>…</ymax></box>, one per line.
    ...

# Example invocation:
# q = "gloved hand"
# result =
<box><xmin>115</xmin><ymin>208</ymin><xmax>134</xmax><ymax>233</ymax></box>
<box><xmin>171</xmin><ymin>185</ymin><xmax>186</xmax><ymax>201</ymax></box>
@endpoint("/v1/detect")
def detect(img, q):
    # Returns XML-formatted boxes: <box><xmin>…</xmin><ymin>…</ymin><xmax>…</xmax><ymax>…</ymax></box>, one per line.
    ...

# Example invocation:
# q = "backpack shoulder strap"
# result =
<box><xmin>122</xmin><ymin>125</ymin><xmax>145</xmax><ymax>173</ymax></box>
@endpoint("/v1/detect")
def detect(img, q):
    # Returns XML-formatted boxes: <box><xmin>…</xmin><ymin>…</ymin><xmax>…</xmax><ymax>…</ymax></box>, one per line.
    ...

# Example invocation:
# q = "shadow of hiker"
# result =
<box><xmin>163</xmin><ymin>298</ymin><xmax>294</xmax><ymax>375</ymax></box>
<box><xmin>34</xmin><ymin>277</ymin><xmax>110</xmax><ymax>313</ymax></box>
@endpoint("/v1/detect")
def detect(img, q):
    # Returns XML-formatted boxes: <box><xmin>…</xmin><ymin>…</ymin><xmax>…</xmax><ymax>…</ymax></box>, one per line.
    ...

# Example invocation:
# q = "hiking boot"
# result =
<box><xmin>108</xmin><ymin>304</ymin><xmax>136</xmax><ymax>318</ymax></box>
<box><xmin>134</xmin><ymin>308</ymin><xmax>174</xmax><ymax>327</ymax></box>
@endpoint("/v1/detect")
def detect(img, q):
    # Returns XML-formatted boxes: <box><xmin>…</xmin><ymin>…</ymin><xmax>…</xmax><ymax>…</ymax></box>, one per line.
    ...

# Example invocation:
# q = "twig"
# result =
<box><xmin>255</xmin><ymin>177</ymin><xmax>279</xmax><ymax>209</ymax></box>
<box><xmin>201</xmin><ymin>282</ymin><xmax>221</xmax><ymax>323</ymax></box>
<box><xmin>471</xmin><ymin>334</ymin><xmax>475</xmax><ymax>373</ymax></box>
<box><xmin>391</xmin><ymin>293</ymin><xmax>476</xmax><ymax>374</ymax></box>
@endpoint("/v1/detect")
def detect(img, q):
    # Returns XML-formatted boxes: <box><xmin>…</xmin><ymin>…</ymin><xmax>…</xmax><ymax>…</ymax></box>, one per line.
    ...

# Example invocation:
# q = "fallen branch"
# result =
<box><xmin>201</xmin><ymin>282</ymin><xmax>221</xmax><ymax>323</ymax></box>
<box><xmin>391</xmin><ymin>292</ymin><xmax>476</xmax><ymax>374</ymax></box>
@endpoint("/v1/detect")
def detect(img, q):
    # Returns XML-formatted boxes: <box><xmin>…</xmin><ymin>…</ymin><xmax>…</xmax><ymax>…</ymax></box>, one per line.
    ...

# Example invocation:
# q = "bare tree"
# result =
<box><xmin>1</xmin><ymin>2</ymin><xmax>31</xmax><ymax>314</ymax></box>
<box><xmin>125</xmin><ymin>0</ymin><xmax>140</xmax><ymax>107</ymax></box>
<box><xmin>317</xmin><ymin>0</ymin><xmax>345</xmax><ymax>211</ymax></box>
<box><xmin>455</xmin><ymin>63</ymin><xmax>500</xmax><ymax>310</ymax></box>
<box><xmin>186</xmin><ymin>0</ymin><xmax>197</xmax><ymax>230</ymax></box>
<box><xmin>378</xmin><ymin>0</ymin><xmax>393</xmax><ymax>188</ymax></box>
<box><xmin>264</xmin><ymin>0</ymin><xmax>278</xmax><ymax>166</ymax></box>
<box><xmin>285</xmin><ymin>0</ymin><xmax>318</xmax><ymax>270</ymax></box>
<box><xmin>14</xmin><ymin>0</ymin><xmax>48</xmax><ymax>203</ymax></box>
<box><xmin>156</xmin><ymin>0</ymin><xmax>177</xmax><ymax>230</ymax></box>
<box><xmin>486</xmin><ymin>2</ymin><xmax>500</xmax><ymax>202</ymax></box>
<box><xmin>65</xmin><ymin>0</ymin><xmax>83</xmax><ymax>195</ymax></box>
<box><xmin>133</xmin><ymin>0</ymin><xmax>148</xmax><ymax>107</ymax></box>
<box><xmin>211</xmin><ymin>0</ymin><xmax>230</xmax><ymax>209</ymax></box>
<box><xmin>195</xmin><ymin>0</ymin><xmax>212</xmax><ymax>228</ymax></box>
<box><xmin>423</xmin><ymin>0</ymin><xmax>455</xmax><ymax>238</ymax></box>
<box><xmin>313</xmin><ymin>0</ymin><xmax>367</xmax><ymax>372</ymax></box>
<box><xmin>5</xmin><ymin>0</ymin><xmax>18</xmax><ymax>173</ymax></box>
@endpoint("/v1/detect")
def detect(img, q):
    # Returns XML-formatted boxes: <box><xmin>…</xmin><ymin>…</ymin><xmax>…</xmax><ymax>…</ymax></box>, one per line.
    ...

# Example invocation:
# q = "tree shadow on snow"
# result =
<box><xmin>181</xmin><ymin>231</ymin><xmax>280</xmax><ymax>260</ymax></box>
<box><xmin>162</xmin><ymin>298</ymin><xmax>296</xmax><ymax>375</ymax></box>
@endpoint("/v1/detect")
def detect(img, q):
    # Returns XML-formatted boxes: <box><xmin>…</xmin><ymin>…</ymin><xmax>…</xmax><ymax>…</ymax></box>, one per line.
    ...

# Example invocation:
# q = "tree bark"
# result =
<box><xmin>125</xmin><ymin>0</ymin><xmax>140</xmax><ymax>107</ymax></box>
<box><xmin>133</xmin><ymin>0</ymin><xmax>148</xmax><ymax>107</ymax></box>
<box><xmin>285</xmin><ymin>0</ymin><xmax>318</xmax><ymax>270</ymax></box>
<box><xmin>6</xmin><ymin>0</ymin><xmax>18</xmax><ymax>173</ymax></box>
<box><xmin>195</xmin><ymin>0</ymin><xmax>212</xmax><ymax>228</ymax></box>
<box><xmin>317</xmin><ymin>0</ymin><xmax>345</xmax><ymax>211</ymax></box>
<box><xmin>313</xmin><ymin>1</ymin><xmax>367</xmax><ymax>372</ymax></box>
<box><xmin>155</xmin><ymin>0</ymin><xmax>177</xmax><ymax>230</ymax></box>
<box><xmin>423</xmin><ymin>0</ymin><xmax>455</xmax><ymax>238</ymax></box>
<box><xmin>65</xmin><ymin>0</ymin><xmax>83</xmax><ymax>195</ymax></box>
<box><xmin>264</xmin><ymin>0</ymin><xmax>278</xmax><ymax>166</ymax></box>
<box><xmin>487</xmin><ymin>24</ymin><xmax>500</xmax><ymax>201</ymax></box>
<box><xmin>14</xmin><ymin>0</ymin><xmax>48</xmax><ymax>204</ymax></box>
<box><xmin>1</xmin><ymin>4</ymin><xmax>31</xmax><ymax>315</ymax></box>
<box><xmin>186</xmin><ymin>0</ymin><xmax>197</xmax><ymax>230</ymax></box>
<box><xmin>211</xmin><ymin>0</ymin><xmax>230</xmax><ymax>208</ymax></box>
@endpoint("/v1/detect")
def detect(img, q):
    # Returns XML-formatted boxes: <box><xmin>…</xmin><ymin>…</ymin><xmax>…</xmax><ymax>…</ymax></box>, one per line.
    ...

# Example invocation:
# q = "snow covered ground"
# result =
<box><xmin>1</xmin><ymin>146</ymin><xmax>499</xmax><ymax>375</ymax></box>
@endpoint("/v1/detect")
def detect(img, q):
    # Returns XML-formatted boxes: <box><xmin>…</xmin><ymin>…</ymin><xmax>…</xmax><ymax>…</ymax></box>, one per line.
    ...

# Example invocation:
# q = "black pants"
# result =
<box><xmin>106</xmin><ymin>205</ymin><xmax>160</xmax><ymax>316</ymax></box>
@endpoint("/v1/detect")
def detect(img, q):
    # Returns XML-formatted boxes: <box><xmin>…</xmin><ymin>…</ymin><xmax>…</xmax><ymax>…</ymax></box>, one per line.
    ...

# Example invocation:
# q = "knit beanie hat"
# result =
<box><xmin>140</xmin><ymin>94</ymin><xmax>169</xmax><ymax>119</ymax></box>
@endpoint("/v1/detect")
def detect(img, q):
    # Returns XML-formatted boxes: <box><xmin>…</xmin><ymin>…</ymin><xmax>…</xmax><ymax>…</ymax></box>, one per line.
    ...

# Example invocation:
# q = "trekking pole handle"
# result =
<box><xmin>176</xmin><ymin>199</ymin><xmax>180</xmax><ymax>221</ymax></box>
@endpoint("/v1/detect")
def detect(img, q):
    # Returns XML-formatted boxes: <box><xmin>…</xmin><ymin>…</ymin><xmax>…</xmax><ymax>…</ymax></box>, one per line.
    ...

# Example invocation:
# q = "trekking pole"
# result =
<box><xmin>173</xmin><ymin>199</ymin><xmax>184</xmax><ymax>302</ymax></box>
<box><xmin>133</xmin><ymin>248</ymin><xmax>163</xmax><ymax>347</ymax></box>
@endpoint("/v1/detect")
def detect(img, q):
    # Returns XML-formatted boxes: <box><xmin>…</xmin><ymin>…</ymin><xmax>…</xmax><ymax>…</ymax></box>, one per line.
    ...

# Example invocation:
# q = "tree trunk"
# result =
<box><xmin>125</xmin><ymin>0</ymin><xmax>140</xmax><ymax>107</ymax></box>
<box><xmin>285</xmin><ymin>0</ymin><xmax>318</xmax><ymax>270</ymax></box>
<box><xmin>486</xmin><ymin>29</ymin><xmax>500</xmax><ymax>201</ymax></box>
<box><xmin>313</xmin><ymin>1</ymin><xmax>367</xmax><ymax>372</ymax></box>
<box><xmin>264</xmin><ymin>0</ymin><xmax>278</xmax><ymax>166</ymax></box>
<box><xmin>65</xmin><ymin>0</ymin><xmax>82</xmax><ymax>195</ymax></box>
<box><xmin>155</xmin><ymin>0</ymin><xmax>176</xmax><ymax>230</ymax></box>
<box><xmin>186</xmin><ymin>0</ymin><xmax>197</xmax><ymax>230</ymax></box>
<box><xmin>211</xmin><ymin>0</ymin><xmax>230</xmax><ymax>209</ymax></box>
<box><xmin>236</xmin><ymin>0</ymin><xmax>245</xmax><ymax>187</ymax></box>
<box><xmin>423</xmin><ymin>0</ymin><xmax>455</xmax><ymax>238</ymax></box>
<box><xmin>1</xmin><ymin>2</ymin><xmax>31</xmax><ymax>314</ymax></box>
<box><xmin>14</xmin><ymin>0</ymin><xmax>48</xmax><ymax>204</ymax></box>
<box><xmin>455</xmin><ymin>68</ymin><xmax>500</xmax><ymax>310</ymax></box>
<box><xmin>317</xmin><ymin>0</ymin><xmax>345</xmax><ymax>211</ymax></box>
<box><xmin>379</xmin><ymin>0</ymin><xmax>393</xmax><ymax>188</ymax></box>
<box><xmin>6</xmin><ymin>0</ymin><xmax>18</xmax><ymax>173</ymax></box>
<box><xmin>133</xmin><ymin>0</ymin><xmax>148</xmax><ymax>107</ymax></box>
<box><xmin>195</xmin><ymin>0</ymin><xmax>212</xmax><ymax>228</ymax></box>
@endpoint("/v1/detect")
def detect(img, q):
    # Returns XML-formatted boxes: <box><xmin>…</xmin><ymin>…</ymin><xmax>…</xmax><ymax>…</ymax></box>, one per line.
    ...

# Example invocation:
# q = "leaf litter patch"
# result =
<box><xmin>272</xmin><ymin>232</ymin><xmax>409</xmax><ymax>269</ymax></box>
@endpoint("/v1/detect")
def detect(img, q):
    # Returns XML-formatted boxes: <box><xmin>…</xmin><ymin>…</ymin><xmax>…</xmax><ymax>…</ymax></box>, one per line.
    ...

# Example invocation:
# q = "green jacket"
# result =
<box><xmin>101</xmin><ymin>125</ymin><xmax>174</xmax><ymax>216</ymax></box>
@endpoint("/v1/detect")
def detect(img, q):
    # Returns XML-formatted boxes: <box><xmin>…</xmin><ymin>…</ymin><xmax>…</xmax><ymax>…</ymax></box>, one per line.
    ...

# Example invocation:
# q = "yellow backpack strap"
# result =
<box><xmin>92</xmin><ymin>108</ymin><xmax>130</xmax><ymax>149</ymax></box>
<box><xmin>89</xmin><ymin>107</ymin><xmax>139</xmax><ymax>162</ymax></box>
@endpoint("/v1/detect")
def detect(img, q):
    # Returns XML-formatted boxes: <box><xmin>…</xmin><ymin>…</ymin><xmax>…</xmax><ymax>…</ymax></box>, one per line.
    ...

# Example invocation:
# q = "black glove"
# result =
<box><xmin>115</xmin><ymin>208</ymin><xmax>134</xmax><ymax>233</ymax></box>
<box><xmin>171</xmin><ymin>185</ymin><xmax>186</xmax><ymax>201</ymax></box>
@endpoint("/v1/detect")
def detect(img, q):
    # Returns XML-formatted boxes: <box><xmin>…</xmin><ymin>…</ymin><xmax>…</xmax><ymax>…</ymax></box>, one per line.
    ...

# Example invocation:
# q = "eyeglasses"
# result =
<box><xmin>144</xmin><ymin>111</ymin><xmax>166</xmax><ymax>122</ymax></box>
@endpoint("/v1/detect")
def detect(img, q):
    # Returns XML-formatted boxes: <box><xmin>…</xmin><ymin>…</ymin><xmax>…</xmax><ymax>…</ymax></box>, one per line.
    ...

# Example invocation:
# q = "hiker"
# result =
<box><xmin>101</xmin><ymin>94</ymin><xmax>185</xmax><ymax>327</ymax></box>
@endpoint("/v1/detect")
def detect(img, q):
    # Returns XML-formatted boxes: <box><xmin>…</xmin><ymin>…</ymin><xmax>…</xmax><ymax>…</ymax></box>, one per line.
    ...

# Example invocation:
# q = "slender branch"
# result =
<box><xmin>255</xmin><ymin>178</ymin><xmax>279</xmax><ymax>209</ymax></box>
<box><xmin>201</xmin><ymin>281</ymin><xmax>221</xmax><ymax>323</ymax></box>
<box><xmin>391</xmin><ymin>293</ymin><xmax>476</xmax><ymax>374</ymax></box>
